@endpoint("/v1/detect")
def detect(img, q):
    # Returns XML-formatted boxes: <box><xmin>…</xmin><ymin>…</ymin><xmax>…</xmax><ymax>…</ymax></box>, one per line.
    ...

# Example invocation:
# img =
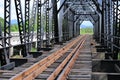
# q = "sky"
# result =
<box><xmin>0</xmin><ymin>0</ymin><xmax>18</xmax><ymax>20</ymax></box>
<box><xmin>0</xmin><ymin>0</ymin><xmax>34</xmax><ymax>20</ymax></box>
<box><xmin>80</xmin><ymin>21</ymin><xmax>93</xmax><ymax>28</ymax></box>
<box><xmin>98</xmin><ymin>0</ymin><xmax>102</xmax><ymax>5</ymax></box>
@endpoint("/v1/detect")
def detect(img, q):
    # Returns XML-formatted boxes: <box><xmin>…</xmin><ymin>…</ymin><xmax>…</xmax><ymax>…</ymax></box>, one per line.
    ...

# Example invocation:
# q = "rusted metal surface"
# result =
<box><xmin>57</xmin><ymin>35</ymin><xmax>87</xmax><ymax>80</ymax></box>
<box><xmin>47</xmin><ymin>35</ymin><xmax>87</xmax><ymax>80</ymax></box>
<box><xmin>10</xmin><ymin>35</ymin><xmax>86</xmax><ymax>80</ymax></box>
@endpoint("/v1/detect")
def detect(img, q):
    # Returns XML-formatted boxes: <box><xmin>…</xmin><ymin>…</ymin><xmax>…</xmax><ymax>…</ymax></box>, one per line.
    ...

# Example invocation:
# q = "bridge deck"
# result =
<box><xmin>0</xmin><ymin>35</ymin><xmax>120</xmax><ymax>80</ymax></box>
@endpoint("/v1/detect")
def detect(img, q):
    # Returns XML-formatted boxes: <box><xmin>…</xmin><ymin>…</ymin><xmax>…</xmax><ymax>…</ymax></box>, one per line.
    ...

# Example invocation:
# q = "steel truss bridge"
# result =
<box><xmin>0</xmin><ymin>0</ymin><xmax>120</xmax><ymax>80</ymax></box>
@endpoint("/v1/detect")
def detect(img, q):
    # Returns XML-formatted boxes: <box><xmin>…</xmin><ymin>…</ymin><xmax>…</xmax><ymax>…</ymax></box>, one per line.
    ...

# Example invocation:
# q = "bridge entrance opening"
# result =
<box><xmin>80</xmin><ymin>21</ymin><xmax>93</xmax><ymax>35</ymax></box>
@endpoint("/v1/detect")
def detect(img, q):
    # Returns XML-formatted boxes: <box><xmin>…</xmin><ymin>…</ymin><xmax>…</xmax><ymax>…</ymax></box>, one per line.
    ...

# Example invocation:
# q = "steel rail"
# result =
<box><xmin>57</xmin><ymin>35</ymin><xmax>87</xmax><ymax>80</ymax></box>
<box><xmin>47</xmin><ymin>35</ymin><xmax>87</xmax><ymax>80</ymax></box>
<box><xmin>10</xmin><ymin>35</ymin><xmax>85</xmax><ymax>80</ymax></box>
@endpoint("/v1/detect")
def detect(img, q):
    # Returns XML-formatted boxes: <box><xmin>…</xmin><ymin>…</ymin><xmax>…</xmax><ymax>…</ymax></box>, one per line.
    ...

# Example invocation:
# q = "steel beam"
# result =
<box><xmin>14</xmin><ymin>0</ymin><xmax>27</xmax><ymax>57</ymax></box>
<box><xmin>101</xmin><ymin>0</ymin><xmax>105</xmax><ymax>45</ymax></box>
<box><xmin>62</xmin><ymin>2</ymin><xmax>74</xmax><ymax>15</ymax></box>
<box><xmin>57</xmin><ymin>0</ymin><xmax>67</xmax><ymax>13</ymax></box>
<box><xmin>2</xmin><ymin>0</ymin><xmax>11</xmax><ymax>65</ymax></box>
<box><xmin>25</xmin><ymin>0</ymin><xmax>30</xmax><ymax>54</ymax></box>
<box><xmin>37</xmin><ymin>0</ymin><xmax>42</xmax><ymax>51</ymax></box>
<box><xmin>92</xmin><ymin>0</ymin><xmax>102</xmax><ymax>13</ymax></box>
<box><xmin>29</xmin><ymin>0</ymin><xmax>38</xmax><ymax>49</ymax></box>
<box><xmin>52</xmin><ymin>0</ymin><xmax>59</xmax><ymax>43</ymax></box>
<box><xmin>45</xmin><ymin>0</ymin><xmax>50</xmax><ymax>47</ymax></box>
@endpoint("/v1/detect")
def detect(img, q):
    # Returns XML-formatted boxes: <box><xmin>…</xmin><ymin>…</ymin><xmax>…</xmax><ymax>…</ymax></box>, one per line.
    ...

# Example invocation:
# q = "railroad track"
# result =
<box><xmin>0</xmin><ymin>35</ymin><xmax>88</xmax><ymax>80</ymax></box>
<box><xmin>67</xmin><ymin>36</ymin><xmax>92</xmax><ymax>80</ymax></box>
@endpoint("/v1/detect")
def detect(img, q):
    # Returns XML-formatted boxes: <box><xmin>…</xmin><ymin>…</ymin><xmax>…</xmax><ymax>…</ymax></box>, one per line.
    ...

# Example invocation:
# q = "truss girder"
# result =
<box><xmin>1</xmin><ymin>0</ymin><xmax>120</xmax><ymax>67</ymax></box>
<box><xmin>112</xmin><ymin>0</ymin><xmax>120</xmax><ymax>59</ymax></box>
<box><xmin>14</xmin><ymin>0</ymin><xmax>27</xmax><ymax>57</ymax></box>
<box><xmin>14</xmin><ymin>0</ymin><xmax>25</xmax><ymax>44</ymax></box>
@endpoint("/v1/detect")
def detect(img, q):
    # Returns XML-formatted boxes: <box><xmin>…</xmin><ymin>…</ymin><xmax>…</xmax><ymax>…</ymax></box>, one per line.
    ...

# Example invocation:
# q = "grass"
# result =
<box><xmin>11</xmin><ymin>55</ymin><xmax>23</xmax><ymax>58</ymax></box>
<box><xmin>31</xmin><ymin>47</ymin><xmax>37</xmax><ymax>52</ymax></box>
<box><xmin>80</xmin><ymin>27</ymin><xmax>93</xmax><ymax>34</ymax></box>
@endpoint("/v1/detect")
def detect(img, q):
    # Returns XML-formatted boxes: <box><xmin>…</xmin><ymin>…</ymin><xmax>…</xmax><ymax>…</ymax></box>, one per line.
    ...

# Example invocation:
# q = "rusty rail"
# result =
<box><xmin>10</xmin><ymin>35</ymin><xmax>86</xmax><ymax>80</ymax></box>
<box><xmin>47</xmin><ymin>35</ymin><xmax>87</xmax><ymax>80</ymax></box>
<box><xmin>57</xmin><ymin>35</ymin><xmax>86</xmax><ymax>80</ymax></box>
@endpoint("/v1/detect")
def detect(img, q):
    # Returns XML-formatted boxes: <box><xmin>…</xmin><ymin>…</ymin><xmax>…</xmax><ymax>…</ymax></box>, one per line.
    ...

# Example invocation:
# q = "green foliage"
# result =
<box><xmin>11</xmin><ymin>55</ymin><xmax>23</xmax><ymax>58</ymax></box>
<box><xmin>11</xmin><ymin>24</ymin><xmax>19</xmax><ymax>32</ymax></box>
<box><xmin>0</xmin><ymin>17</ymin><xmax>19</xmax><ymax>32</ymax></box>
<box><xmin>0</xmin><ymin>15</ymin><xmax>54</xmax><ymax>32</ymax></box>
<box><xmin>118</xmin><ymin>52</ymin><xmax>120</xmax><ymax>59</ymax></box>
<box><xmin>31</xmin><ymin>47</ymin><xmax>37</xmax><ymax>52</ymax></box>
<box><xmin>0</xmin><ymin>17</ymin><xmax>4</xmax><ymax>31</ymax></box>
<box><xmin>80</xmin><ymin>27</ymin><xmax>93</xmax><ymax>34</ymax></box>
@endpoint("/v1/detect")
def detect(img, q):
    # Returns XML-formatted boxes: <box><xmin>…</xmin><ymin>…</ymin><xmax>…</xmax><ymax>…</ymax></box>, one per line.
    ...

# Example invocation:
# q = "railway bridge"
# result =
<box><xmin>0</xmin><ymin>0</ymin><xmax>120</xmax><ymax>80</ymax></box>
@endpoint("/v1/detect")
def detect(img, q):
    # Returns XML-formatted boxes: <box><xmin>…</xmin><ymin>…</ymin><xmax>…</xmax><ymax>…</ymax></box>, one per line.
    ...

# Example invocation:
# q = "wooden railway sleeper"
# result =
<box><xmin>10</xmin><ymin>35</ymin><xmax>85</xmax><ymax>80</ymax></box>
<box><xmin>47</xmin><ymin>35</ymin><xmax>87</xmax><ymax>80</ymax></box>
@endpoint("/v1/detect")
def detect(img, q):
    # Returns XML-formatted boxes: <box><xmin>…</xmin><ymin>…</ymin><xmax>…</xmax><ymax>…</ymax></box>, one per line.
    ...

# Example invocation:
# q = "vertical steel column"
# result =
<box><xmin>105</xmin><ymin>0</ymin><xmax>109</xmax><ymax>47</ymax></box>
<box><xmin>117</xmin><ymin>0</ymin><xmax>120</xmax><ymax>54</ymax></box>
<box><xmin>52</xmin><ymin>0</ymin><xmax>59</xmax><ymax>43</ymax></box>
<box><xmin>92</xmin><ymin>14</ymin><xmax>99</xmax><ymax>41</ymax></box>
<box><xmin>1</xmin><ymin>0</ymin><xmax>11</xmax><ymax>65</ymax></box>
<box><xmin>25</xmin><ymin>0</ymin><xmax>30</xmax><ymax>54</ymax></box>
<box><xmin>107</xmin><ymin>0</ymin><xmax>112</xmax><ymax>49</ymax></box>
<box><xmin>14</xmin><ymin>0</ymin><xmax>26</xmax><ymax>57</ymax></box>
<box><xmin>76</xmin><ymin>21</ymin><xmax>80</xmax><ymax>36</ymax></box>
<box><xmin>112</xmin><ymin>1</ymin><xmax>116</xmax><ymax>58</ymax></box>
<box><xmin>104</xmin><ymin>0</ymin><xmax>108</xmax><ymax>46</ymax></box>
<box><xmin>45</xmin><ymin>0</ymin><xmax>50</xmax><ymax>47</ymax></box>
<box><xmin>68</xmin><ymin>11</ymin><xmax>73</xmax><ymax>39</ymax></box>
<box><xmin>101</xmin><ymin>0</ymin><xmax>105</xmax><ymax>45</ymax></box>
<box><xmin>72</xmin><ymin>14</ymin><xmax>75</xmax><ymax>38</ymax></box>
<box><xmin>50</xmin><ymin>0</ymin><xmax>55</xmax><ymax>45</ymax></box>
<box><xmin>73</xmin><ymin>15</ymin><xmax>75</xmax><ymax>37</ymax></box>
<box><xmin>29</xmin><ymin>0</ymin><xmax>38</xmax><ymax>48</ymax></box>
<box><xmin>66</xmin><ymin>11</ymin><xmax>69</xmax><ymax>40</ymax></box>
<box><xmin>72</xmin><ymin>13</ymin><xmax>74</xmax><ymax>38</ymax></box>
<box><xmin>78</xmin><ymin>22</ymin><xmax>80</xmax><ymax>35</ymax></box>
<box><xmin>0</xmin><ymin>25</ymin><xmax>5</xmax><ymax>65</ymax></box>
<box><xmin>63</xmin><ymin>4</ymin><xmax>69</xmax><ymax>41</ymax></box>
<box><xmin>62</xmin><ymin>18</ymin><xmax>66</xmax><ymax>41</ymax></box>
<box><xmin>112</xmin><ymin>0</ymin><xmax>119</xmax><ymax>59</ymax></box>
<box><xmin>112</xmin><ymin>1</ymin><xmax>116</xmax><ymax>55</ymax></box>
<box><xmin>52</xmin><ymin>10</ymin><xmax>55</xmax><ymax>44</ymax></box>
<box><xmin>97</xmin><ymin>15</ymin><xmax>100</xmax><ymax>42</ymax></box>
<box><xmin>37</xmin><ymin>0</ymin><xmax>41</xmax><ymax>51</ymax></box>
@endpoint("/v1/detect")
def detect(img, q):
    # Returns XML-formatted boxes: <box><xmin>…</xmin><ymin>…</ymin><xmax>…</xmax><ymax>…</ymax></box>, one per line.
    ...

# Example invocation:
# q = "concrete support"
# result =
<box><xmin>10</xmin><ymin>47</ymin><xmax>13</xmax><ymax>57</ymax></box>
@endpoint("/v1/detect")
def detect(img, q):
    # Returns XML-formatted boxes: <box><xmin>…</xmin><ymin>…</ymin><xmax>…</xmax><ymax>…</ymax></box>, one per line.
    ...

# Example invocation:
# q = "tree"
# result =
<box><xmin>0</xmin><ymin>17</ymin><xmax>4</xmax><ymax>31</ymax></box>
